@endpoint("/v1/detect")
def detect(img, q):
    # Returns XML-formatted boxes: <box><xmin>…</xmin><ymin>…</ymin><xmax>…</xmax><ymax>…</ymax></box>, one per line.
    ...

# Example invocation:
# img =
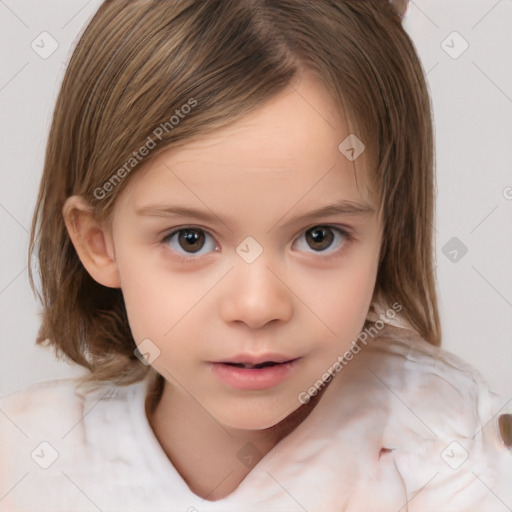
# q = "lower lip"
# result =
<box><xmin>210</xmin><ymin>360</ymin><xmax>299</xmax><ymax>390</ymax></box>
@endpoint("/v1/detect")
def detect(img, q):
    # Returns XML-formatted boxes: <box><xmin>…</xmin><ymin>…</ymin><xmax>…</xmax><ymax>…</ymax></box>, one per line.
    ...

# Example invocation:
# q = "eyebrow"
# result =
<box><xmin>135</xmin><ymin>200</ymin><xmax>376</xmax><ymax>228</ymax></box>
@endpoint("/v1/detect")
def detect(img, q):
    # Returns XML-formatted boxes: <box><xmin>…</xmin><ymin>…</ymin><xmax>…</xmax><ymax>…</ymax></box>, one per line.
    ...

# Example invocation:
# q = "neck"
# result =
<box><xmin>146</xmin><ymin>376</ymin><xmax>327</xmax><ymax>501</ymax></box>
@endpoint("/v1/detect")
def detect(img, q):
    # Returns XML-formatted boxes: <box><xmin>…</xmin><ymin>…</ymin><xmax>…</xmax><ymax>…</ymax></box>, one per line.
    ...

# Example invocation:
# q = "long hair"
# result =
<box><xmin>28</xmin><ymin>0</ymin><xmax>440</xmax><ymax>385</ymax></box>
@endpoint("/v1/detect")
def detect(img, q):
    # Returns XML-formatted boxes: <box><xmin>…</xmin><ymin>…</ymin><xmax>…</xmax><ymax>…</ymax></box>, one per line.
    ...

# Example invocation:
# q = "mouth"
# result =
<box><xmin>221</xmin><ymin>360</ymin><xmax>296</xmax><ymax>369</ymax></box>
<box><xmin>215</xmin><ymin>353</ymin><xmax>299</xmax><ymax>366</ymax></box>
<box><xmin>210</xmin><ymin>357</ymin><xmax>301</xmax><ymax>390</ymax></box>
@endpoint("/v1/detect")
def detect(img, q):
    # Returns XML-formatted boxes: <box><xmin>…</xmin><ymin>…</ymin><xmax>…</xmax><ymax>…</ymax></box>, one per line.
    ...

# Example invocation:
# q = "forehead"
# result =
<box><xmin>117</xmin><ymin>72</ymin><xmax>376</xmax><ymax>217</ymax></box>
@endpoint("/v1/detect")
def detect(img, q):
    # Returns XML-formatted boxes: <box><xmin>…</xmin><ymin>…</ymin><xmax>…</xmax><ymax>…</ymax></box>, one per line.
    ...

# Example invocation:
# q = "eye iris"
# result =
<box><xmin>178</xmin><ymin>229</ymin><xmax>204</xmax><ymax>253</ymax></box>
<box><xmin>306</xmin><ymin>227</ymin><xmax>333</xmax><ymax>251</ymax></box>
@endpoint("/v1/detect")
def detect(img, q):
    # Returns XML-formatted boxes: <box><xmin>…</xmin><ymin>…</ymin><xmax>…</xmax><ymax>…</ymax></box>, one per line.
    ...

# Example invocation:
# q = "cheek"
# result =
<box><xmin>295</xmin><ymin>252</ymin><xmax>379</xmax><ymax>339</ymax></box>
<box><xmin>115</xmin><ymin>228</ymin><xmax>379</xmax><ymax>352</ymax></box>
<box><xmin>113</xmin><ymin>245</ymin><xmax>170</xmax><ymax>342</ymax></box>
<box><xmin>115</xmin><ymin>245</ymin><xmax>218</xmax><ymax>344</ymax></box>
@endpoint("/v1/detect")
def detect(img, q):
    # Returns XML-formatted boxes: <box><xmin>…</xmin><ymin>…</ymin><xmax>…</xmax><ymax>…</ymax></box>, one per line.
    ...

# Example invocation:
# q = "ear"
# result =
<box><xmin>62</xmin><ymin>195</ymin><xmax>121</xmax><ymax>288</ymax></box>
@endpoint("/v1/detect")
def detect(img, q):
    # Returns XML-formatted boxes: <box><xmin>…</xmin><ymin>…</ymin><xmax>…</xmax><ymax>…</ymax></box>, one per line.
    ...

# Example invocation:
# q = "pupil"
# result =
<box><xmin>307</xmin><ymin>227</ymin><xmax>333</xmax><ymax>250</ymax></box>
<box><xmin>179</xmin><ymin>229</ymin><xmax>204</xmax><ymax>253</ymax></box>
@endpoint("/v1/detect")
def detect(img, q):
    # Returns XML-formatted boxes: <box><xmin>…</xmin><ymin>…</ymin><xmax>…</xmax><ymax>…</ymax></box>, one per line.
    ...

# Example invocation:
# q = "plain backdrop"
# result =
<box><xmin>1</xmin><ymin>1</ymin><xmax>511</xmax><ymax>402</ymax></box>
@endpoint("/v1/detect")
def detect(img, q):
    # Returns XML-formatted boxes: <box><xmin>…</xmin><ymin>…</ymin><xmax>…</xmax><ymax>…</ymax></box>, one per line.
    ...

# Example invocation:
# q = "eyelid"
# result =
<box><xmin>162</xmin><ymin>225</ymin><xmax>217</xmax><ymax>239</ymax></box>
<box><xmin>161</xmin><ymin>227</ymin><xmax>220</xmax><ymax>264</ymax></box>
<box><xmin>296</xmin><ymin>222</ymin><xmax>355</xmax><ymax>237</ymax></box>
<box><xmin>291</xmin><ymin>224</ymin><xmax>354</xmax><ymax>259</ymax></box>
<box><xmin>288</xmin><ymin>222</ymin><xmax>355</xmax><ymax>249</ymax></box>
<box><xmin>160</xmin><ymin>223</ymin><xmax>355</xmax><ymax>262</ymax></box>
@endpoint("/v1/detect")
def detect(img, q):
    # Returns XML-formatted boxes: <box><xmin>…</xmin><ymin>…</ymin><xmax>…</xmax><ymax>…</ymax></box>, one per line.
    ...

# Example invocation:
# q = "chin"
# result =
<box><xmin>218</xmin><ymin>413</ymin><xmax>283</xmax><ymax>431</ymax></box>
<box><xmin>215</xmin><ymin>401</ymin><xmax>302</xmax><ymax>432</ymax></box>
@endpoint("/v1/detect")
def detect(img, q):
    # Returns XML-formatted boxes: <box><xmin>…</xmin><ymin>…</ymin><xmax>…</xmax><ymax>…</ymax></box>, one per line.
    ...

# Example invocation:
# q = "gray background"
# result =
<box><xmin>1</xmin><ymin>0</ymin><xmax>511</xmax><ymax>400</ymax></box>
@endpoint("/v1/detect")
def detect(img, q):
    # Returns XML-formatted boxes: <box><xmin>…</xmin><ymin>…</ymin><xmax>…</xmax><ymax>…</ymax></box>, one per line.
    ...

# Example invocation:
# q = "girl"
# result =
<box><xmin>1</xmin><ymin>0</ymin><xmax>511</xmax><ymax>510</ymax></box>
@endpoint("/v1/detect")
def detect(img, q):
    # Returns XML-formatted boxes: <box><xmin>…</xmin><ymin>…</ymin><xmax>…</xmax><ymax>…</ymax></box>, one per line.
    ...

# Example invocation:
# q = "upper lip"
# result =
<box><xmin>214</xmin><ymin>354</ymin><xmax>299</xmax><ymax>365</ymax></box>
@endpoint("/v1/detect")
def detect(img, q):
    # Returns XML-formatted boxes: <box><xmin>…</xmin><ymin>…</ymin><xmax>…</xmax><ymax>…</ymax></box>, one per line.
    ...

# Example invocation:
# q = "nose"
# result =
<box><xmin>219</xmin><ymin>257</ymin><xmax>293</xmax><ymax>329</ymax></box>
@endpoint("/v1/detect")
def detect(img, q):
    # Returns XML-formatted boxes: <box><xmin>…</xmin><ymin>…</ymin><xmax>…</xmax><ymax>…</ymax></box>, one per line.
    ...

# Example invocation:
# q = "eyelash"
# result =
<box><xmin>160</xmin><ymin>225</ymin><xmax>354</xmax><ymax>264</ymax></box>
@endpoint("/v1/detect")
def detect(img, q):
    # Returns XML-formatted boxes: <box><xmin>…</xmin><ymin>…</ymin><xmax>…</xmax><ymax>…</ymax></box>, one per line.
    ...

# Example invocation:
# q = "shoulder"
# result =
<box><xmin>0</xmin><ymin>377</ymin><xmax>152</xmax><ymax>510</ymax></box>
<box><xmin>0</xmin><ymin>376</ymin><xmax>128</xmax><ymax>426</ymax></box>
<box><xmin>0</xmin><ymin>379</ymin><xmax>88</xmax><ymax>507</ymax></box>
<box><xmin>0</xmin><ymin>377</ymin><xmax>119</xmax><ymax>468</ymax></box>
<box><xmin>0</xmin><ymin>378</ymin><xmax>88</xmax><ymax>436</ymax></box>
<box><xmin>362</xmin><ymin>325</ymin><xmax>512</xmax><ymax>511</ymax></box>
<box><xmin>363</xmin><ymin>326</ymin><xmax>499</xmax><ymax>439</ymax></box>
<box><xmin>0</xmin><ymin>376</ymin><xmax>143</xmax><ymax>444</ymax></box>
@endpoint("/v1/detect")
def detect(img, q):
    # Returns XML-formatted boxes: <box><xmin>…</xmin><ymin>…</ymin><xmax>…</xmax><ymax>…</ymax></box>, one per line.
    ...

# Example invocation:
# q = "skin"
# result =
<box><xmin>63</xmin><ymin>72</ymin><xmax>383</xmax><ymax>500</ymax></box>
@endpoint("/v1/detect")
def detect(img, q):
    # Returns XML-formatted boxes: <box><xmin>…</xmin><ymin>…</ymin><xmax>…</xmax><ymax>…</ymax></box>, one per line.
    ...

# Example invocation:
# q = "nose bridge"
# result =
<box><xmin>236</xmin><ymin>255</ymin><xmax>278</xmax><ymax>295</ymax></box>
<box><xmin>219</xmin><ymin>250</ymin><xmax>293</xmax><ymax>328</ymax></box>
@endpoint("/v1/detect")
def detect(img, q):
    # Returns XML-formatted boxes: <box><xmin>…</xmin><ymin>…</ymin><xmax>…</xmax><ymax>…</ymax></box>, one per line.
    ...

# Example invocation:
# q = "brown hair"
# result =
<box><xmin>28</xmin><ymin>0</ymin><xmax>441</xmax><ymax>386</ymax></box>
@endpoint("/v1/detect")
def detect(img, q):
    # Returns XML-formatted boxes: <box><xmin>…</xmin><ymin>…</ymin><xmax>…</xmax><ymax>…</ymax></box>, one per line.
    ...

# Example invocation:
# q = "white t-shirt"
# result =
<box><xmin>1</xmin><ymin>324</ymin><xmax>511</xmax><ymax>512</ymax></box>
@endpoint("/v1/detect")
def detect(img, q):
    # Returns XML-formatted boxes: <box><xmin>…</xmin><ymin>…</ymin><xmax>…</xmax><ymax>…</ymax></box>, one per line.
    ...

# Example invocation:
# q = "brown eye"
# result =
<box><xmin>178</xmin><ymin>229</ymin><xmax>205</xmax><ymax>253</ymax></box>
<box><xmin>293</xmin><ymin>225</ymin><xmax>350</xmax><ymax>257</ymax></box>
<box><xmin>305</xmin><ymin>226</ymin><xmax>335</xmax><ymax>251</ymax></box>
<box><xmin>163</xmin><ymin>227</ymin><xmax>217</xmax><ymax>257</ymax></box>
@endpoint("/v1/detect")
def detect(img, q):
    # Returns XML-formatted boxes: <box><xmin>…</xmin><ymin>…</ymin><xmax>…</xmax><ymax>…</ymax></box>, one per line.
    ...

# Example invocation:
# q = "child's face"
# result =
<box><xmin>104</xmin><ymin>73</ymin><xmax>382</xmax><ymax>430</ymax></box>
